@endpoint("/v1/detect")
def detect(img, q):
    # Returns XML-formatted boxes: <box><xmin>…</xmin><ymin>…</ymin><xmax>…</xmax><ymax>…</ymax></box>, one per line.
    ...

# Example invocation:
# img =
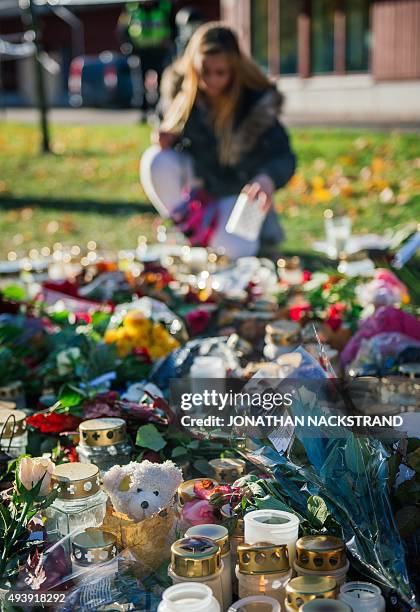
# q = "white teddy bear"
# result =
<box><xmin>102</xmin><ymin>460</ymin><xmax>183</xmax><ymax>522</ymax></box>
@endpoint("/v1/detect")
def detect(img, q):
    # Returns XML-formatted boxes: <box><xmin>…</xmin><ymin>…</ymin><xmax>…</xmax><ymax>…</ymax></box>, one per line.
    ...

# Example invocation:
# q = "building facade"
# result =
<box><xmin>221</xmin><ymin>0</ymin><xmax>420</xmax><ymax>121</ymax></box>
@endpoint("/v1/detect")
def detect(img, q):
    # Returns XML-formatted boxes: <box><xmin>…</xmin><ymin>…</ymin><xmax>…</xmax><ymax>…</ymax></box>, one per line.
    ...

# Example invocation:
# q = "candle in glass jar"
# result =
<box><xmin>285</xmin><ymin>576</ymin><xmax>337</xmax><ymax>611</ymax></box>
<box><xmin>168</xmin><ymin>537</ymin><xmax>224</xmax><ymax>610</ymax></box>
<box><xmin>236</xmin><ymin>542</ymin><xmax>292</xmax><ymax>605</ymax></box>
<box><xmin>339</xmin><ymin>581</ymin><xmax>385</xmax><ymax>612</ymax></box>
<box><xmin>294</xmin><ymin>535</ymin><xmax>348</xmax><ymax>586</ymax></box>
<box><xmin>158</xmin><ymin>583</ymin><xmax>220</xmax><ymax>612</ymax></box>
<box><xmin>209</xmin><ymin>457</ymin><xmax>246</xmax><ymax>484</ymax></box>
<box><xmin>186</xmin><ymin>524</ymin><xmax>232</xmax><ymax>609</ymax></box>
<box><xmin>244</xmin><ymin>509</ymin><xmax>299</xmax><ymax>561</ymax></box>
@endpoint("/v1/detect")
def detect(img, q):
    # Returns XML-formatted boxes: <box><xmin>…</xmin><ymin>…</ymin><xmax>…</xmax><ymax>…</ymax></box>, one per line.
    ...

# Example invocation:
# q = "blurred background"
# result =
<box><xmin>0</xmin><ymin>0</ymin><xmax>419</xmax><ymax>259</ymax></box>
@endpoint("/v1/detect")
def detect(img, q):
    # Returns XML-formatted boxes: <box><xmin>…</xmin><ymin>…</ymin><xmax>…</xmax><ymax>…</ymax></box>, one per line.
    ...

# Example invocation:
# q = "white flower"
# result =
<box><xmin>18</xmin><ymin>457</ymin><xmax>54</xmax><ymax>496</ymax></box>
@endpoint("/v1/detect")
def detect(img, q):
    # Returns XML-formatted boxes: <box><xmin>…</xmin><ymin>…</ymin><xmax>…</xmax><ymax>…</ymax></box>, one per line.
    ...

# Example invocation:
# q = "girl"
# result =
<box><xmin>140</xmin><ymin>23</ymin><xmax>296</xmax><ymax>259</ymax></box>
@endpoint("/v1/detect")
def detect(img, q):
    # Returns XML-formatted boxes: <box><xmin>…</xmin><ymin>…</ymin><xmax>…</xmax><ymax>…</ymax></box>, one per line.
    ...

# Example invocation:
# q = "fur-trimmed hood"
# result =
<box><xmin>159</xmin><ymin>63</ymin><xmax>285</xmax><ymax>166</ymax></box>
<box><xmin>226</xmin><ymin>87</ymin><xmax>284</xmax><ymax>166</ymax></box>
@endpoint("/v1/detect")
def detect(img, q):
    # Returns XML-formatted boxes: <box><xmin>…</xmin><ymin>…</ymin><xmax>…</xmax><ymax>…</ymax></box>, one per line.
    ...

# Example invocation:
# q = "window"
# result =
<box><xmin>251</xmin><ymin>0</ymin><xmax>268</xmax><ymax>70</ymax></box>
<box><xmin>311</xmin><ymin>0</ymin><xmax>335</xmax><ymax>73</ymax></box>
<box><xmin>346</xmin><ymin>0</ymin><xmax>370</xmax><ymax>72</ymax></box>
<box><xmin>280</xmin><ymin>0</ymin><xmax>300</xmax><ymax>74</ymax></box>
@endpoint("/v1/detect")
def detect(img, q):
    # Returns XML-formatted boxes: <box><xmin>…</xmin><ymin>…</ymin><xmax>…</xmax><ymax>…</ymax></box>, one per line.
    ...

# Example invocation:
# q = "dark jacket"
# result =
<box><xmin>160</xmin><ymin>67</ymin><xmax>296</xmax><ymax>198</ymax></box>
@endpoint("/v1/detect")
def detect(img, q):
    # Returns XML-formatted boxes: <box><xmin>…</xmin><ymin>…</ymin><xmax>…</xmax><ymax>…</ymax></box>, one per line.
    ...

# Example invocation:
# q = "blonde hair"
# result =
<box><xmin>161</xmin><ymin>22</ymin><xmax>273</xmax><ymax>165</ymax></box>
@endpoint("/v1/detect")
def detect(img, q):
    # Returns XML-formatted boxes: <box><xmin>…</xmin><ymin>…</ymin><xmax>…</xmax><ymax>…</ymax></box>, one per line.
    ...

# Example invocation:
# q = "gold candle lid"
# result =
<box><xmin>171</xmin><ymin>537</ymin><xmax>221</xmax><ymax>578</ymax></box>
<box><xmin>177</xmin><ymin>478</ymin><xmax>218</xmax><ymax>506</ymax></box>
<box><xmin>209</xmin><ymin>458</ymin><xmax>246</xmax><ymax>483</ymax></box>
<box><xmin>51</xmin><ymin>462</ymin><xmax>100</xmax><ymax>499</ymax></box>
<box><xmin>0</xmin><ymin>408</ymin><xmax>26</xmax><ymax>438</ymax></box>
<box><xmin>296</xmin><ymin>536</ymin><xmax>346</xmax><ymax>571</ymax></box>
<box><xmin>186</xmin><ymin>524</ymin><xmax>230</xmax><ymax>555</ymax></box>
<box><xmin>237</xmin><ymin>542</ymin><xmax>289</xmax><ymax>574</ymax></box>
<box><xmin>72</xmin><ymin>529</ymin><xmax>117</xmax><ymax>566</ymax></box>
<box><xmin>79</xmin><ymin>418</ymin><xmax>126</xmax><ymax>446</ymax></box>
<box><xmin>286</xmin><ymin>576</ymin><xmax>337</xmax><ymax>609</ymax></box>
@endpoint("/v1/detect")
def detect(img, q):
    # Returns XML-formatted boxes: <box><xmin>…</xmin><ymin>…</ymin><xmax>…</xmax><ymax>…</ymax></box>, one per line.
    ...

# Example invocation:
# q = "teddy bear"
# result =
<box><xmin>102</xmin><ymin>460</ymin><xmax>183</xmax><ymax>522</ymax></box>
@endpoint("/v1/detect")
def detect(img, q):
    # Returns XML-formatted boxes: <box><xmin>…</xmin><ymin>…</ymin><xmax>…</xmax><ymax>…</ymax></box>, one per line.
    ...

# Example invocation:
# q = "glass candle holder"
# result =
<box><xmin>45</xmin><ymin>462</ymin><xmax>107</xmax><ymax>548</ymax></box>
<box><xmin>168</xmin><ymin>537</ymin><xmax>224</xmax><ymax>610</ymax></box>
<box><xmin>236</xmin><ymin>542</ymin><xmax>292</xmax><ymax>605</ymax></box>
<box><xmin>0</xmin><ymin>408</ymin><xmax>27</xmax><ymax>458</ymax></box>
<box><xmin>294</xmin><ymin>535</ymin><xmax>348</xmax><ymax>586</ymax></box>
<box><xmin>244</xmin><ymin>510</ymin><xmax>299</xmax><ymax>562</ymax></box>
<box><xmin>285</xmin><ymin>576</ymin><xmax>337</xmax><ymax>611</ymax></box>
<box><xmin>209</xmin><ymin>457</ymin><xmax>246</xmax><ymax>484</ymax></box>
<box><xmin>158</xmin><ymin>583</ymin><xmax>220</xmax><ymax>612</ymax></box>
<box><xmin>71</xmin><ymin>528</ymin><xmax>118</xmax><ymax>585</ymax></box>
<box><xmin>76</xmin><ymin>418</ymin><xmax>132</xmax><ymax>475</ymax></box>
<box><xmin>186</xmin><ymin>524</ymin><xmax>232</xmax><ymax>609</ymax></box>
<box><xmin>339</xmin><ymin>581</ymin><xmax>386</xmax><ymax>612</ymax></box>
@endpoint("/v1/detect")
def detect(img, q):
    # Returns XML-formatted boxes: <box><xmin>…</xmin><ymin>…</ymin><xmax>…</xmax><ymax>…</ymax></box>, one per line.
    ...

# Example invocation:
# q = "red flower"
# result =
<box><xmin>325</xmin><ymin>303</ymin><xmax>346</xmax><ymax>331</ymax></box>
<box><xmin>27</xmin><ymin>412</ymin><xmax>82</xmax><ymax>434</ymax></box>
<box><xmin>186</xmin><ymin>309</ymin><xmax>211</xmax><ymax>336</ymax></box>
<box><xmin>302</xmin><ymin>270</ymin><xmax>312</xmax><ymax>282</ymax></box>
<box><xmin>289</xmin><ymin>303</ymin><xmax>311</xmax><ymax>322</ymax></box>
<box><xmin>74</xmin><ymin>312</ymin><xmax>92</xmax><ymax>324</ymax></box>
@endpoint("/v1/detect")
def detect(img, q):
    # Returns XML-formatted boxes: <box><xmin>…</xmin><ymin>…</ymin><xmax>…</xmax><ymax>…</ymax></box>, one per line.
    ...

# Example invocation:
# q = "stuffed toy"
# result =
<box><xmin>102</xmin><ymin>460</ymin><xmax>183</xmax><ymax>522</ymax></box>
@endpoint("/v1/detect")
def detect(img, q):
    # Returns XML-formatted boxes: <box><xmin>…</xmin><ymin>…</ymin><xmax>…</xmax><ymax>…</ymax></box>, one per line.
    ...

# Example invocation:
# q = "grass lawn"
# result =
<box><xmin>0</xmin><ymin>122</ymin><xmax>419</xmax><ymax>257</ymax></box>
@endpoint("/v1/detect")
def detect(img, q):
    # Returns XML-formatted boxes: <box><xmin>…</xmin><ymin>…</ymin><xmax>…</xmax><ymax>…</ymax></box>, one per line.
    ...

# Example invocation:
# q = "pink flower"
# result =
<box><xmin>182</xmin><ymin>500</ymin><xmax>217</xmax><ymax>525</ymax></box>
<box><xmin>18</xmin><ymin>457</ymin><xmax>54</xmax><ymax>496</ymax></box>
<box><xmin>186</xmin><ymin>309</ymin><xmax>211</xmax><ymax>336</ymax></box>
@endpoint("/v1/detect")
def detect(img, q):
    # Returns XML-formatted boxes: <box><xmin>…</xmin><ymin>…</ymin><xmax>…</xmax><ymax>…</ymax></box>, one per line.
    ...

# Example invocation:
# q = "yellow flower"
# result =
<box><xmin>311</xmin><ymin>176</ymin><xmax>325</xmax><ymax>190</ymax></box>
<box><xmin>312</xmin><ymin>187</ymin><xmax>332</xmax><ymax>203</ymax></box>
<box><xmin>104</xmin><ymin>329</ymin><xmax>119</xmax><ymax>344</ymax></box>
<box><xmin>123</xmin><ymin>310</ymin><xmax>151</xmax><ymax>330</ymax></box>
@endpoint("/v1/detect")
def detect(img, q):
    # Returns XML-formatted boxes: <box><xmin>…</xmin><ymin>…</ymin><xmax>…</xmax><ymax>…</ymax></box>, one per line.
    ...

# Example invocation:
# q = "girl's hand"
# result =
<box><xmin>242</xmin><ymin>174</ymin><xmax>275</xmax><ymax>211</ymax></box>
<box><xmin>152</xmin><ymin>130</ymin><xmax>178</xmax><ymax>150</ymax></box>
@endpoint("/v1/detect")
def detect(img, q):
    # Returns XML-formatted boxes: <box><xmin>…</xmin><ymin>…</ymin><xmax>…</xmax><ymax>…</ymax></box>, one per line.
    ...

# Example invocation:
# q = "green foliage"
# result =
<box><xmin>0</xmin><ymin>124</ymin><xmax>418</xmax><ymax>255</ymax></box>
<box><xmin>136</xmin><ymin>424</ymin><xmax>167</xmax><ymax>452</ymax></box>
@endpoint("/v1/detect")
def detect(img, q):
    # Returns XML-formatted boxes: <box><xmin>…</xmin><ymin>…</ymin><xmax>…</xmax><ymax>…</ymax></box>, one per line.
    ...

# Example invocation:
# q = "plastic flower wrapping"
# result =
<box><xmin>234</xmin><ymin>347</ymin><xmax>417</xmax><ymax>609</ymax></box>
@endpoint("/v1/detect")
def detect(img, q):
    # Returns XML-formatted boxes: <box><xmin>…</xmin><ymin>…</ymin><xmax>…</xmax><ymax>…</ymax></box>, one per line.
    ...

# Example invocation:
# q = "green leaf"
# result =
<box><xmin>254</xmin><ymin>495</ymin><xmax>293</xmax><ymax>513</ymax></box>
<box><xmin>136</xmin><ymin>424</ymin><xmax>166</xmax><ymax>452</ymax></box>
<box><xmin>58</xmin><ymin>383</ymin><xmax>85</xmax><ymax>408</ymax></box>
<box><xmin>171</xmin><ymin>446</ymin><xmax>187</xmax><ymax>458</ymax></box>
<box><xmin>0</xmin><ymin>503</ymin><xmax>11</xmax><ymax>532</ymax></box>
<box><xmin>193</xmin><ymin>459</ymin><xmax>210</xmax><ymax>475</ymax></box>
<box><xmin>307</xmin><ymin>495</ymin><xmax>330</xmax><ymax>527</ymax></box>
<box><xmin>187</xmin><ymin>440</ymin><xmax>200</xmax><ymax>450</ymax></box>
<box><xmin>407</xmin><ymin>447</ymin><xmax>420</xmax><ymax>473</ymax></box>
<box><xmin>2</xmin><ymin>285</ymin><xmax>27</xmax><ymax>302</ymax></box>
